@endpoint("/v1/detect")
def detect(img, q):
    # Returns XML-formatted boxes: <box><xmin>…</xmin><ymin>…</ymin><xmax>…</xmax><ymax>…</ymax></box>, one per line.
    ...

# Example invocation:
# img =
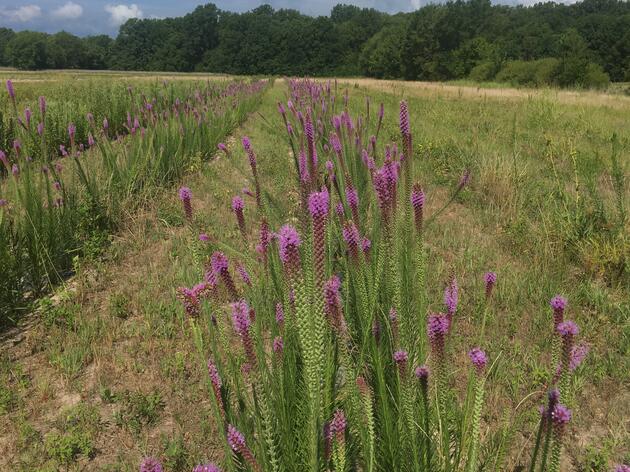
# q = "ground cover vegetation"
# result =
<box><xmin>0</xmin><ymin>74</ymin><xmax>627</xmax><ymax>471</ymax></box>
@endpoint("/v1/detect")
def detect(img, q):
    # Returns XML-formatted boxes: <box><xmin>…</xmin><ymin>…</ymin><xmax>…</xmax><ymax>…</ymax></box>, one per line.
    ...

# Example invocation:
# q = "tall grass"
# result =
<box><xmin>0</xmin><ymin>78</ymin><xmax>268</xmax><ymax>324</ymax></box>
<box><xmin>172</xmin><ymin>79</ymin><xmax>588</xmax><ymax>471</ymax></box>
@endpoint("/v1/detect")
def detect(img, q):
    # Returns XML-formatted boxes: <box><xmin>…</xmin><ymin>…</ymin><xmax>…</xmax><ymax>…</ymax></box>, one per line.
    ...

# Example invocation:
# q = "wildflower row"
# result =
<box><xmin>172</xmin><ymin>79</ymin><xmax>589</xmax><ymax>472</ymax></box>
<box><xmin>0</xmin><ymin>79</ymin><xmax>268</xmax><ymax>322</ymax></box>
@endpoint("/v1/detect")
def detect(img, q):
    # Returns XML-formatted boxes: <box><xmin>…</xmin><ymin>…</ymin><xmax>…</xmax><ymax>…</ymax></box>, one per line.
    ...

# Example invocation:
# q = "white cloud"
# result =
<box><xmin>0</xmin><ymin>5</ymin><xmax>42</xmax><ymax>22</ymax></box>
<box><xmin>52</xmin><ymin>2</ymin><xmax>83</xmax><ymax>20</ymax></box>
<box><xmin>105</xmin><ymin>3</ymin><xmax>143</xmax><ymax>25</ymax></box>
<box><xmin>410</xmin><ymin>0</ymin><xmax>421</xmax><ymax>8</ymax></box>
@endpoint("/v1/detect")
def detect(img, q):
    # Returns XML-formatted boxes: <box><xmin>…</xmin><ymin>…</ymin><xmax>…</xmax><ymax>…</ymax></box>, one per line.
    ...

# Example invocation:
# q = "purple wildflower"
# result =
<box><xmin>484</xmin><ymin>272</ymin><xmax>497</xmax><ymax>299</ymax></box>
<box><xmin>39</xmin><ymin>96</ymin><xmax>46</xmax><ymax>117</ymax></box>
<box><xmin>139</xmin><ymin>457</ymin><xmax>163</xmax><ymax>472</ymax></box>
<box><xmin>272</xmin><ymin>304</ymin><xmax>284</xmax><ymax>328</ymax></box>
<box><xmin>468</xmin><ymin>348</ymin><xmax>488</xmax><ymax>373</ymax></box>
<box><xmin>227</xmin><ymin>425</ymin><xmax>261</xmax><ymax>472</ymax></box>
<box><xmin>615</xmin><ymin>465</ymin><xmax>630</xmax><ymax>472</ymax></box>
<box><xmin>458</xmin><ymin>170</ymin><xmax>471</xmax><ymax>190</ymax></box>
<box><xmin>218</xmin><ymin>142</ymin><xmax>228</xmax><ymax>153</ymax></box>
<box><xmin>11</xmin><ymin>164</ymin><xmax>19</xmax><ymax>178</ymax></box>
<box><xmin>37</xmin><ymin>122</ymin><xmax>44</xmax><ymax>136</ymax></box>
<box><xmin>178</xmin><ymin>187</ymin><xmax>193</xmax><ymax>221</ymax></box>
<box><xmin>427</xmin><ymin>313</ymin><xmax>450</xmax><ymax>357</ymax></box>
<box><xmin>342</xmin><ymin>221</ymin><xmax>361</xmax><ymax>263</ymax></box>
<box><xmin>199</xmin><ymin>233</ymin><xmax>210</xmax><ymax>242</ymax></box>
<box><xmin>6</xmin><ymin>80</ymin><xmax>15</xmax><ymax>101</ymax></box>
<box><xmin>444</xmin><ymin>276</ymin><xmax>458</xmax><ymax>317</ymax></box>
<box><xmin>330</xmin><ymin>409</ymin><xmax>347</xmax><ymax>442</ymax></box>
<box><xmin>550</xmin><ymin>295</ymin><xmax>567</xmax><ymax>328</ymax></box>
<box><xmin>237</xmin><ymin>264</ymin><xmax>251</xmax><ymax>286</ymax></box>
<box><xmin>415</xmin><ymin>365</ymin><xmax>430</xmax><ymax>380</ymax></box>
<box><xmin>308</xmin><ymin>188</ymin><xmax>329</xmax><ymax>218</ymax></box>
<box><xmin>68</xmin><ymin>123</ymin><xmax>76</xmax><ymax>144</ymax></box>
<box><xmin>232</xmin><ymin>196</ymin><xmax>246</xmax><ymax>237</ymax></box>
<box><xmin>0</xmin><ymin>199</ymin><xmax>8</xmax><ymax>208</ymax></box>
<box><xmin>277</xmin><ymin>224</ymin><xmax>301</xmax><ymax>277</ymax></box>
<box><xmin>569</xmin><ymin>344</ymin><xmax>589</xmax><ymax>371</ymax></box>
<box><xmin>394</xmin><ymin>350</ymin><xmax>409</xmax><ymax>377</ymax></box>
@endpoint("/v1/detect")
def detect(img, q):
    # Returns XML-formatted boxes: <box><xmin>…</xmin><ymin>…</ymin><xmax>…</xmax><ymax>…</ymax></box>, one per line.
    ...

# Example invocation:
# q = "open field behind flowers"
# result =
<box><xmin>0</xmin><ymin>73</ymin><xmax>628</xmax><ymax>472</ymax></box>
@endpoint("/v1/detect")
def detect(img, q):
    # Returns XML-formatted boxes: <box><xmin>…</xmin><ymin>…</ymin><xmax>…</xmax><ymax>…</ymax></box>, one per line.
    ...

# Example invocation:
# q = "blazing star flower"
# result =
<box><xmin>550</xmin><ymin>295</ymin><xmax>567</xmax><ymax>328</ymax></box>
<box><xmin>427</xmin><ymin>313</ymin><xmax>450</xmax><ymax>356</ymax></box>
<box><xmin>6</xmin><ymin>80</ymin><xmax>15</xmax><ymax>101</ymax></box>
<box><xmin>53</xmin><ymin>181</ymin><xmax>61</xmax><ymax>191</ymax></box>
<box><xmin>88</xmin><ymin>133</ymin><xmax>95</xmax><ymax>147</ymax></box>
<box><xmin>330</xmin><ymin>409</ymin><xmax>347</xmax><ymax>441</ymax></box>
<box><xmin>468</xmin><ymin>348</ymin><xmax>488</xmax><ymax>373</ymax></box>
<box><xmin>103</xmin><ymin>117</ymin><xmax>109</xmax><ymax>131</ymax></box>
<box><xmin>308</xmin><ymin>188</ymin><xmax>329</xmax><ymax>219</ymax></box>
<box><xmin>444</xmin><ymin>276</ymin><xmax>458</xmax><ymax>317</ymax></box>
<box><xmin>37</xmin><ymin>122</ymin><xmax>44</xmax><ymax>136</ymax></box>
<box><xmin>569</xmin><ymin>344</ymin><xmax>589</xmax><ymax>371</ymax></box>
<box><xmin>237</xmin><ymin>264</ymin><xmax>251</xmax><ymax>286</ymax></box>
<box><xmin>211</xmin><ymin>251</ymin><xmax>229</xmax><ymax>274</ymax></box>
<box><xmin>342</xmin><ymin>221</ymin><xmax>361</xmax><ymax>262</ymax></box>
<box><xmin>0</xmin><ymin>151</ymin><xmax>7</xmax><ymax>169</ymax></box>
<box><xmin>614</xmin><ymin>465</ymin><xmax>630</xmax><ymax>472</ymax></box>
<box><xmin>0</xmin><ymin>199</ymin><xmax>8</xmax><ymax>208</ymax></box>
<box><xmin>551</xmin><ymin>404</ymin><xmax>572</xmax><ymax>426</ymax></box>
<box><xmin>484</xmin><ymin>272</ymin><xmax>497</xmax><ymax>298</ymax></box>
<box><xmin>199</xmin><ymin>233</ymin><xmax>210</xmax><ymax>242</ymax></box>
<box><xmin>68</xmin><ymin>123</ymin><xmax>76</xmax><ymax>143</ymax></box>
<box><xmin>24</xmin><ymin>108</ymin><xmax>31</xmax><ymax>127</ymax></box>
<box><xmin>399</xmin><ymin>100</ymin><xmax>410</xmax><ymax>137</ymax></box>
<box><xmin>11</xmin><ymin>164</ymin><xmax>19</xmax><ymax>178</ymax></box>
<box><xmin>410</xmin><ymin>183</ymin><xmax>425</xmax><ymax>232</ymax></box>
<box><xmin>218</xmin><ymin>142</ymin><xmax>227</xmax><ymax>153</ymax></box>
<box><xmin>139</xmin><ymin>457</ymin><xmax>163</xmax><ymax>472</ymax></box>
<box><xmin>227</xmin><ymin>424</ymin><xmax>246</xmax><ymax>452</ymax></box>
<box><xmin>178</xmin><ymin>187</ymin><xmax>193</xmax><ymax>221</ymax></box>
<box><xmin>415</xmin><ymin>365</ymin><xmax>430</xmax><ymax>380</ymax></box>
<box><xmin>274</xmin><ymin>303</ymin><xmax>285</xmax><ymax>326</ymax></box>
<box><xmin>557</xmin><ymin>321</ymin><xmax>579</xmax><ymax>337</ymax></box>
<box><xmin>393</xmin><ymin>350</ymin><xmax>408</xmax><ymax>376</ymax></box>
<box><xmin>39</xmin><ymin>96</ymin><xmax>46</xmax><ymax>116</ymax></box>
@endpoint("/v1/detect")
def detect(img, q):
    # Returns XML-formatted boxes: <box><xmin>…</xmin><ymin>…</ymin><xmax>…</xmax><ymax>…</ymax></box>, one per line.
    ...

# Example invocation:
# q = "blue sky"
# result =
<box><xmin>0</xmin><ymin>0</ymin><xmax>575</xmax><ymax>36</ymax></box>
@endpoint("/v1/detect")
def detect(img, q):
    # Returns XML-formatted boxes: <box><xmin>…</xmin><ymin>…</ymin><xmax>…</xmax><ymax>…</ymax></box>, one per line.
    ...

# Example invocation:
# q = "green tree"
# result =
<box><xmin>6</xmin><ymin>31</ymin><xmax>49</xmax><ymax>70</ymax></box>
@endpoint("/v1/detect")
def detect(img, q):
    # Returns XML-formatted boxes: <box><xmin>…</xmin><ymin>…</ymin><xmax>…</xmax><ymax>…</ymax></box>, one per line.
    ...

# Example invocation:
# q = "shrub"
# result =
<box><xmin>468</xmin><ymin>61</ymin><xmax>497</xmax><ymax>82</ymax></box>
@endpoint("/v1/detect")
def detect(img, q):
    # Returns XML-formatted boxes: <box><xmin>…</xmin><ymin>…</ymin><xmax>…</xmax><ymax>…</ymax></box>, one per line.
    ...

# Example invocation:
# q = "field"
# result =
<box><xmin>0</xmin><ymin>71</ymin><xmax>628</xmax><ymax>472</ymax></box>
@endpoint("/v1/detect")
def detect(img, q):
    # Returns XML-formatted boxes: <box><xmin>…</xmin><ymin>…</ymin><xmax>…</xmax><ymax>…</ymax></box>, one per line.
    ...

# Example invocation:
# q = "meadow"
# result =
<box><xmin>0</xmin><ymin>71</ymin><xmax>628</xmax><ymax>472</ymax></box>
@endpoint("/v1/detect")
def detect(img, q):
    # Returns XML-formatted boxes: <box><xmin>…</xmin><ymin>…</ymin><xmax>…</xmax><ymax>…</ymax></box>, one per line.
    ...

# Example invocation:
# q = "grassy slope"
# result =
<box><xmin>0</xmin><ymin>79</ymin><xmax>628</xmax><ymax>471</ymax></box>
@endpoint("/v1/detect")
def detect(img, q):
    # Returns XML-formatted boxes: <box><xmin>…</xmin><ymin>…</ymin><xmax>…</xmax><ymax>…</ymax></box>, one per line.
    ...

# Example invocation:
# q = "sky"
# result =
<box><xmin>0</xmin><ymin>0</ymin><xmax>577</xmax><ymax>37</ymax></box>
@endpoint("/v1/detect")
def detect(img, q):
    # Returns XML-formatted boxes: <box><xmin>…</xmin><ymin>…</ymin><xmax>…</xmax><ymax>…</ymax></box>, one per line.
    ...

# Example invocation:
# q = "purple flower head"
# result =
<box><xmin>615</xmin><ymin>465</ymin><xmax>630</xmax><ymax>472</ymax></box>
<box><xmin>6</xmin><ymin>80</ymin><xmax>14</xmax><ymax>100</ymax></box>
<box><xmin>346</xmin><ymin>186</ymin><xmax>359</xmax><ymax>209</ymax></box>
<box><xmin>278</xmin><ymin>102</ymin><xmax>286</xmax><ymax>115</ymax></box>
<box><xmin>232</xmin><ymin>196</ymin><xmax>244</xmax><ymax>211</ymax></box>
<box><xmin>193</xmin><ymin>464</ymin><xmax>221</xmax><ymax>472</ymax></box>
<box><xmin>103</xmin><ymin>117</ymin><xmax>109</xmax><ymax>130</ymax></box>
<box><xmin>13</xmin><ymin>140</ymin><xmax>21</xmax><ymax>155</ymax></box>
<box><xmin>24</xmin><ymin>108</ymin><xmax>31</xmax><ymax>127</ymax></box>
<box><xmin>551</xmin><ymin>404</ymin><xmax>572</xmax><ymax>425</ymax></box>
<box><xmin>415</xmin><ymin>365</ymin><xmax>430</xmax><ymax>380</ymax></box>
<box><xmin>569</xmin><ymin>344</ymin><xmax>589</xmax><ymax>371</ymax></box>
<box><xmin>342</xmin><ymin>221</ymin><xmax>360</xmax><ymax>251</ymax></box>
<box><xmin>11</xmin><ymin>164</ymin><xmax>19</xmax><ymax>178</ymax></box>
<box><xmin>308</xmin><ymin>188</ymin><xmax>329</xmax><ymax>219</ymax></box>
<box><xmin>0</xmin><ymin>151</ymin><xmax>7</xmax><ymax>167</ymax></box>
<box><xmin>468</xmin><ymin>348</ymin><xmax>488</xmax><ymax>373</ymax></box>
<box><xmin>86</xmin><ymin>112</ymin><xmax>94</xmax><ymax>124</ymax></box>
<box><xmin>139</xmin><ymin>457</ymin><xmax>163</xmax><ymax>472</ymax></box>
<box><xmin>548</xmin><ymin>388</ymin><xmax>560</xmax><ymax>404</ymax></box>
<box><xmin>241</xmin><ymin>136</ymin><xmax>251</xmax><ymax>151</ymax></box>
<box><xmin>68</xmin><ymin>123</ymin><xmax>76</xmax><ymax>141</ymax></box>
<box><xmin>330</xmin><ymin>409</ymin><xmax>347</xmax><ymax>440</ymax></box>
<box><xmin>230</xmin><ymin>300</ymin><xmax>251</xmax><ymax>336</ymax></box>
<box><xmin>207</xmin><ymin>360</ymin><xmax>222</xmax><ymax>389</ymax></box>
<box><xmin>550</xmin><ymin>295</ymin><xmax>567</xmax><ymax>312</ymax></box>
<box><xmin>361</xmin><ymin>237</ymin><xmax>371</xmax><ymax>253</ymax></box>
<box><xmin>218</xmin><ymin>142</ymin><xmax>227</xmax><ymax>153</ymax></box>
<box><xmin>0</xmin><ymin>199</ymin><xmax>8</xmax><ymax>207</ymax></box>
<box><xmin>237</xmin><ymin>264</ymin><xmax>251</xmax><ymax>286</ymax></box>
<box><xmin>37</xmin><ymin>122</ymin><xmax>44</xmax><ymax>136</ymax></box>
<box><xmin>557</xmin><ymin>321</ymin><xmax>579</xmax><ymax>337</ymax></box>
<box><xmin>484</xmin><ymin>271</ymin><xmax>497</xmax><ymax>298</ymax></box>
<box><xmin>88</xmin><ymin>133</ymin><xmax>95</xmax><ymax>147</ymax></box>
<box><xmin>273</xmin><ymin>336</ymin><xmax>284</xmax><ymax>354</ymax></box>
<box><xmin>326</xmin><ymin>159</ymin><xmax>334</xmax><ymax>173</ymax></box>
<box><xmin>39</xmin><ymin>96</ymin><xmax>46</xmax><ymax>116</ymax></box>
<box><xmin>275</xmin><ymin>303</ymin><xmax>285</xmax><ymax>325</ymax></box>
<box><xmin>427</xmin><ymin>313</ymin><xmax>450</xmax><ymax>341</ymax></box>
<box><xmin>227</xmin><ymin>424</ymin><xmax>246</xmax><ymax>452</ymax></box>
<box><xmin>199</xmin><ymin>233</ymin><xmax>210</xmax><ymax>242</ymax></box>
<box><xmin>335</xmin><ymin>202</ymin><xmax>344</xmax><ymax>217</ymax></box>
<box><xmin>277</xmin><ymin>224</ymin><xmax>301</xmax><ymax>265</ymax></box>
<box><xmin>394</xmin><ymin>350</ymin><xmax>408</xmax><ymax>365</ymax></box>
<box><xmin>211</xmin><ymin>251</ymin><xmax>229</xmax><ymax>274</ymax></box>
<box><xmin>178</xmin><ymin>186</ymin><xmax>192</xmax><ymax>201</ymax></box>
<box><xmin>444</xmin><ymin>276</ymin><xmax>458</xmax><ymax>316</ymax></box>
<box><xmin>53</xmin><ymin>181</ymin><xmax>61</xmax><ymax>191</ymax></box>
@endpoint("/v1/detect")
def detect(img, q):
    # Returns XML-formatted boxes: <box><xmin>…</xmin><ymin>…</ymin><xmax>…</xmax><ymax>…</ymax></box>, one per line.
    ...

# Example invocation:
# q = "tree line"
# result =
<box><xmin>1</xmin><ymin>0</ymin><xmax>629</xmax><ymax>87</ymax></box>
